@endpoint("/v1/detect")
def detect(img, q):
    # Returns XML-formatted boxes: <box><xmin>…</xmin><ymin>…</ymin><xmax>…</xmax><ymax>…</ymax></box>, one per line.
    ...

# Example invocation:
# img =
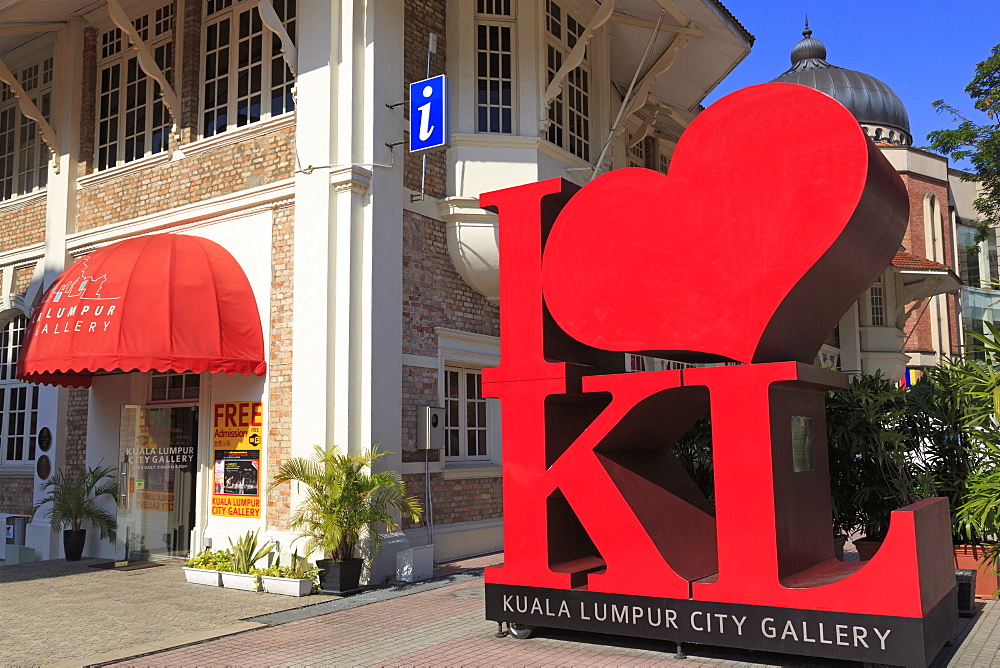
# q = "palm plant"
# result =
<box><xmin>826</xmin><ymin>371</ymin><xmax>919</xmax><ymax>541</ymax></box>
<box><xmin>30</xmin><ymin>464</ymin><xmax>119</xmax><ymax>540</ymax></box>
<box><xmin>949</xmin><ymin>325</ymin><xmax>1000</xmax><ymax>588</ymax></box>
<box><xmin>227</xmin><ymin>529</ymin><xmax>274</xmax><ymax>573</ymax></box>
<box><xmin>269</xmin><ymin>445</ymin><xmax>422</xmax><ymax>562</ymax></box>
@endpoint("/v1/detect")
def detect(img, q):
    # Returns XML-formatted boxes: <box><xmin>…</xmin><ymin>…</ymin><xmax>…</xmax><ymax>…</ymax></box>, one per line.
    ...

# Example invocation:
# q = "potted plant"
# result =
<box><xmin>826</xmin><ymin>371</ymin><xmax>922</xmax><ymax>559</ymax></box>
<box><xmin>943</xmin><ymin>327</ymin><xmax>1000</xmax><ymax>597</ymax></box>
<box><xmin>221</xmin><ymin>529</ymin><xmax>273</xmax><ymax>591</ymax></box>
<box><xmin>269</xmin><ymin>444</ymin><xmax>423</xmax><ymax>593</ymax></box>
<box><xmin>182</xmin><ymin>549</ymin><xmax>232</xmax><ymax>586</ymax></box>
<box><xmin>958</xmin><ymin>452</ymin><xmax>1000</xmax><ymax>598</ymax></box>
<box><xmin>29</xmin><ymin>464</ymin><xmax>118</xmax><ymax>561</ymax></box>
<box><xmin>252</xmin><ymin>551</ymin><xmax>320</xmax><ymax>596</ymax></box>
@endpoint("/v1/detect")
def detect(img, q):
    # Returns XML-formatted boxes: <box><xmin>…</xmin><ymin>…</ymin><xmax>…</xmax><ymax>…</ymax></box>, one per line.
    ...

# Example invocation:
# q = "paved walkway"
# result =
<box><xmin>0</xmin><ymin>557</ymin><xmax>337</xmax><ymax>666</ymax></box>
<box><xmin>1</xmin><ymin>554</ymin><xmax>997</xmax><ymax>667</ymax></box>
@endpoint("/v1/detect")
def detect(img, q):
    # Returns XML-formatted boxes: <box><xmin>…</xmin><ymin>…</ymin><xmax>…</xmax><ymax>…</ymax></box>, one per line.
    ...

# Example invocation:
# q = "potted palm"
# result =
<box><xmin>826</xmin><ymin>371</ymin><xmax>921</xmax><ymax>559</ymax></box>
<box><xmin>269</xmin><ymin>444</ymin><xmax>422</xmax><ymax>593</ymax></box>
<box><xmin>945</xmin><ymin>326</ymin><xmax>1000</xmax><ymax>597</ymax></box>
<box><xmin>30</xmin><ymin>464</ymin><xmax>118</xmax><ymax>561</ymax></box>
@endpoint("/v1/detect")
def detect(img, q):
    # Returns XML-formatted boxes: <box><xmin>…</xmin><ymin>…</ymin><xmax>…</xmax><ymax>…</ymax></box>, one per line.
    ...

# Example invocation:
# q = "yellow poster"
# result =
<box><xmin>211</xmin><ymin>402</ymin><xmax>262</xmax><ymax>518</ymax></box>
<box><xmin>138</xmin><ymin>489</ymin><xmax>175</xmax><ymax>512</ymax></box>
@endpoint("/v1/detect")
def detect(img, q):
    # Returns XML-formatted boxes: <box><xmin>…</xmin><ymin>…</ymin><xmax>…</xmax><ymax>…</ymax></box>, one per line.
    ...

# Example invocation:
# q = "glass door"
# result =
<box><xmin>116</xmin><ymin>405</ymin><xmax>198</xmax><ymax>563</ymax></box>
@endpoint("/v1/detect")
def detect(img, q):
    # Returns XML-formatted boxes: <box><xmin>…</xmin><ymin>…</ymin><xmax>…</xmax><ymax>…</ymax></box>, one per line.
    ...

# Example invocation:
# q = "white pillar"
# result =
<box><xmin>25</xmin><ymin>19</ymin><xmax>84</xmax><ymax>561</ymax></box>
<box><xmin>291</xmin><ymin>0</ymin><xmax>403</xmax><ymax>463</ymax></box>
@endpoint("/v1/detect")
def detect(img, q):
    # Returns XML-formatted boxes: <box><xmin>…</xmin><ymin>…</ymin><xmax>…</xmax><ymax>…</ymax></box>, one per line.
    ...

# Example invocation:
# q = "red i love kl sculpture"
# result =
<box><xmin>483</xmin><ymin>83</ymin><xmax>956</xmax><ymax>667</ymax></box>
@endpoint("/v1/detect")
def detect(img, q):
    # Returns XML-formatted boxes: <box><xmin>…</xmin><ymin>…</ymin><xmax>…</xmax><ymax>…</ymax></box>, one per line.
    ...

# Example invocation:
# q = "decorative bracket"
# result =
<box><xmin>652</xmin><ymin>101</ymin><xmax>688</xmax><ymax>128</ymax></box>
<box><xmin>539</xmin><ymin>0</ymin><xmax>615</xmax><ymax>133</ymax></box>
<box><xmin>627</xmin><ymin>108</ymin><xmax>660</xmax><ymax>150</ymax></box>
<box><xmin>0</xmin><ymin>59</ymin><xmax>60</xmax><ymax>173</ymax></box>
<box><xmin>106</xmin><ymin>0</ymin><xmax>182</xmax><ymax>152</ymax></box>
<box><xmin>612</xmin><ymin>34</ymin><xmax>690</xmax><ymax>143</ymax></box>
<box><xmin>257</xmin><ymin>0</ymin><xmax>297</xmax><ymax>78</ymax></box>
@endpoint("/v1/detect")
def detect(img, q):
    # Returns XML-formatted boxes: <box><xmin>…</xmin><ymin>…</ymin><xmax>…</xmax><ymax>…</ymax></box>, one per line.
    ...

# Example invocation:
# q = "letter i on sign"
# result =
<box><xmin>409</xmin><ymin>74</ymin><xmax>451</xmax><ymax>154</ymax></box>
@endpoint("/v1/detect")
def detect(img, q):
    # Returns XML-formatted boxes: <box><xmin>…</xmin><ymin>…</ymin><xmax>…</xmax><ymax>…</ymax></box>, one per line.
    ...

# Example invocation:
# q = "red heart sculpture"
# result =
<box><xmin>540</xmin><ymin>83</ymin><xmax>908</xmax><ymax>364</ymax></box>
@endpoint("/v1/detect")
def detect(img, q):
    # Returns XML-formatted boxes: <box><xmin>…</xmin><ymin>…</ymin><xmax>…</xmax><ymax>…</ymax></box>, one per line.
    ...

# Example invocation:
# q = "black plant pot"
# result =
<box><xmin>316</xmin><ymin>557</ymin><xmax>363</xmax><ymax>593</ymax></box>
<box><xmin>63</xmin><ymin>529</ymin><xmax>86</xmax><ymax>561</ymax></box>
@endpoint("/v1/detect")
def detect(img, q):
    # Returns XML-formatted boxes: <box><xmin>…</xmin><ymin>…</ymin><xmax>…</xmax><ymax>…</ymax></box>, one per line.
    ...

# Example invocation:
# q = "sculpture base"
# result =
<box><xmin>486</xmin><ymin>584</ymin><xmax>956</xmax><ymax>667</ymax></box>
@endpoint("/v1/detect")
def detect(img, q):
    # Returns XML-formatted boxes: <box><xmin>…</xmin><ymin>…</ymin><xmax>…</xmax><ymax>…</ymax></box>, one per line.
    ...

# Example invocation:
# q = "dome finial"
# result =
<box><xmin>790</xmin><ymin>17</ymin><xmax>826</xmax><ymax>65</ymax></box>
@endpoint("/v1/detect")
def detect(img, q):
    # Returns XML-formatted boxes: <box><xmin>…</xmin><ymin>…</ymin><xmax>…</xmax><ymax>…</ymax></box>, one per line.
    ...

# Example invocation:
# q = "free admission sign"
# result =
<box><xmin>211</xmin><ymin>402</ymin><xmax>262</xmax><ymax>518</ymax></box>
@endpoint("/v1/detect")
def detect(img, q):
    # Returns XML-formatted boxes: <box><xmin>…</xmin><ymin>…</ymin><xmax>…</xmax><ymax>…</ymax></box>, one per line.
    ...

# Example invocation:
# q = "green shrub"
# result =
<box><xmin>184</xmin><ymin>549</ymin><xmax>232</xmax><ymax>571</ymax></box>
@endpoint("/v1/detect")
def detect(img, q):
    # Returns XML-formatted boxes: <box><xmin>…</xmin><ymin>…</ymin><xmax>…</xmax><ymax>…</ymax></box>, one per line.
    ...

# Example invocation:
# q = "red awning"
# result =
<box><xmin>17</xmin><ymin>233</ymin><xmax>266</xmax><ymax>387</ymax></box>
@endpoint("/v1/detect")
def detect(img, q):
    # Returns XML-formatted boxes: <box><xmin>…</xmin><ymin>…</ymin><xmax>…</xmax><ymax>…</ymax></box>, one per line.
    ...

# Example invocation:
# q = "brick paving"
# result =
<box><xmin>0</xmin><ymin>557</ymin><xmax>335</xmax><ymax>666</ymax></box>
<box><xmin>104</xmin><ymin>574</ymin><xmax>1000</xmax><ymax>668</ymax></box>
<box><xmin>1</xmin><ymin>553</ymin><xmax>997</xmax><ymax>667</ymax></box>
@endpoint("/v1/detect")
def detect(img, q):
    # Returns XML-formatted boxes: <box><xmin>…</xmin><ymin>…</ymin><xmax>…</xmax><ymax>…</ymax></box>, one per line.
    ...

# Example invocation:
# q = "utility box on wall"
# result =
<box><xmin>417</xmin><ymin>406</ymin><xmax>445</xmax><ymax>450</ymax></box>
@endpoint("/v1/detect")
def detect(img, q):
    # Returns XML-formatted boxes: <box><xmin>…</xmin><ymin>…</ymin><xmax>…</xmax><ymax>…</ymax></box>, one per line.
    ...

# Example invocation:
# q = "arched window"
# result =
<box><xmin>923</xmin><ymin>193</ymin><xmax>943</xmax><ymax>263</ymax></box>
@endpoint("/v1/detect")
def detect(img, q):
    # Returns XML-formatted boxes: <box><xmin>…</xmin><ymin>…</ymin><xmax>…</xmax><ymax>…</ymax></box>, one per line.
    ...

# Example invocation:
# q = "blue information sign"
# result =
<box><xmin>409</xmin><ymin>75</ymin><xmax>451</xmax><ymax>154</ymax></box>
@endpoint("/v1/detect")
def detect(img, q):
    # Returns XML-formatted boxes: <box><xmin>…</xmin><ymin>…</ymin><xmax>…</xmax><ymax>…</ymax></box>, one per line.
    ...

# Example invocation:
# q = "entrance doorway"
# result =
<box><xmin>116</xmin><ymin>406</ymin><xmax>198</xmax><ymax>563</ymax></box>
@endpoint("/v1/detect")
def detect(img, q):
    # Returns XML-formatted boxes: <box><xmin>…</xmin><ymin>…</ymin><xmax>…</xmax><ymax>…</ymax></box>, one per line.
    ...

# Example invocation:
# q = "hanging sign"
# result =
<box><xmin>211</xmin><ymin>401</ymin><xmax>262</xmax><ymax>518</ymax></box>
<box><xmin>409</xmin><ymin>74</ymin><xmax>451</xmax><ymax>154</ymax></box>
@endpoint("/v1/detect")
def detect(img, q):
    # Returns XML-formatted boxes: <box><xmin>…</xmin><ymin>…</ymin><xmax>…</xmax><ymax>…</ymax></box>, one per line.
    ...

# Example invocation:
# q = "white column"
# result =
<box><xmin>25</xmin><ymin>19</ymin><xmax>84</xmax><ymax>561</ymax></box>
<box><xmin>291</xmin><ymin>0</ymin><xmax>404</xmax><ymax>462</ymax></box>
<box><xmin>291</xmin><ymin>0</ymin><xmax>405</xmax><ymax>581</ymax></box>
<box><xmin>290</xmin><ymin>0</ymin><xmax>335</xmax><ymax>457</ymax></box>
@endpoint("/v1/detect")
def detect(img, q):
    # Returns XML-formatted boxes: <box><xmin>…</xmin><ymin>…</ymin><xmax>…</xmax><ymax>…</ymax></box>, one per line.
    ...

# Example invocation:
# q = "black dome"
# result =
<box><xmin>771</xmin><ymin>26</ymin><xmax>910</xmax><ymax>137</ymax></box>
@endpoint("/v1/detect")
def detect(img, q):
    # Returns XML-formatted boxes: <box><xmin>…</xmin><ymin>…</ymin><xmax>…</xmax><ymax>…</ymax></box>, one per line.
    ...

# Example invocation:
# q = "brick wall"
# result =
<box><xmin>898</xmin><ymin>174</ymin><xmax>959</xmax><ymax>358</ymax></box>
<box><xmin>76</xmin><ymin>127</ymin><xmax>295</xmax><ymax>231</ymax></box>
<box><xmin>403</xmin><ymin>0</ymin><xmax>446</xmax><ymax>198</ymax></box>
<box><xmin>64</xmin><ymin>388</ymin><xmax>90</xmax><ymax>473</ymax></box>
<box><xmin>180</xmin><ymin>0</ymin><xmax>203</xmax><ymax>143</ymax></box>
<box><xmin>400</xmin><ymin>199</ymin><xmax>502</xmax><ymax>528</ymax></box>
<box><xmin>0</xmin><ymin>200</ymin><xmax>46</xmax><ymax>253</ymax></box>
<box><xmin>265</xmin><ymin>203</ymin><xmax>294</xmax><ymax>531</ymax></box>
<box><xmin>13</xmin><ymin>265</ymin><xmax>36</xmax><ymax>295</ymax></box>
<box><xmin>402</xmin><ymin>472</ymin><xmax>502</xmax><ymax>529</ymax></box>
<box><xmin>0</xmin><ymin>476</ymin><xmax>33</xmax><ymax>515</ymax></box>
<box><xmin>79</xmin><ymin>27</ymin><xmax>97</xmax><ymax>175</ymax></box>
<box><xmin>401</xmin><ymin>366</ymin><xmax>438</xmax><ymax>464</ymax></box>
<box><xmin>402</xmin><ymin>209</ymin><xmax>499</xmax><ymax>358</ymax></box>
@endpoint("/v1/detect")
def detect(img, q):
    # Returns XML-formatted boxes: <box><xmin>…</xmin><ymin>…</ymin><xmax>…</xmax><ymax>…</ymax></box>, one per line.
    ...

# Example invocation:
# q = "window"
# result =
<box><xmin>0</xmin><ymin>57</ymin><xmax>52</xmax><ymax>200</ymax></box>
<box><xmin>657</xmin><ymin>152</ymin><xmax>669</xmax><ymax>174</ymax></box>
<box><xmin>150</xmin><ymin>371</ymin><xmax>200</xmax><ymax>402</ymax></box>
<box><xmin>989</xmin><ymin>230</ymin><xmax>999</xmax><ymax>285</ymax></box>
<box><xmin>475</xmin><ymin>1</ymin><xmax>513</xmax><ymax>133</ymax></box>
<box><xmin>0</xmin><ymin>316</ymin><xmax>39</xmax><ymax>467</ymax></box>
<box><xmin>628</xmin><ymin>135</ymin><xmax>644</xmax><ymax>168</ymax></box>
<box><xmin>545</xmin><ymin>0</ymin><xmax>590</xmax><ymax>161</ymax></box>
<box><xmin>958</xmin><ymin>241</ymin><xmax>982</xmax><ymax>288</ymax></box>
<box><xmin>96</xmin><ymin>4</ymin><xmax>175</xmax><ymax>171</ymax></box>
<box><xmin>444</xmin><ymin>366</ymin><xmax>489</xmax><ymax>461</ymax></box>
<box><xmin>869</xmin><ymin>275</ymin><xmax>886</xmax><ymax>327</ymax></box>
<box><xmin>202</xmin><ymin>0</ymin><xmax>296</xmax><ymax>138</ymax></box>
<box><xmin>968</xmin><ymin>317</ymin><xmax>989</xmax><ymax>362</ymax></box>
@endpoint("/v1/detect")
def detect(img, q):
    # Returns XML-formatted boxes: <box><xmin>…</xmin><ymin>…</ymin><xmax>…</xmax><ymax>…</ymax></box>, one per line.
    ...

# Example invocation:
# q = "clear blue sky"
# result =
<box><xmin>704</xmin><ymin>1</ymin><xmax>999</xmax><ymax>170</ymax></box>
